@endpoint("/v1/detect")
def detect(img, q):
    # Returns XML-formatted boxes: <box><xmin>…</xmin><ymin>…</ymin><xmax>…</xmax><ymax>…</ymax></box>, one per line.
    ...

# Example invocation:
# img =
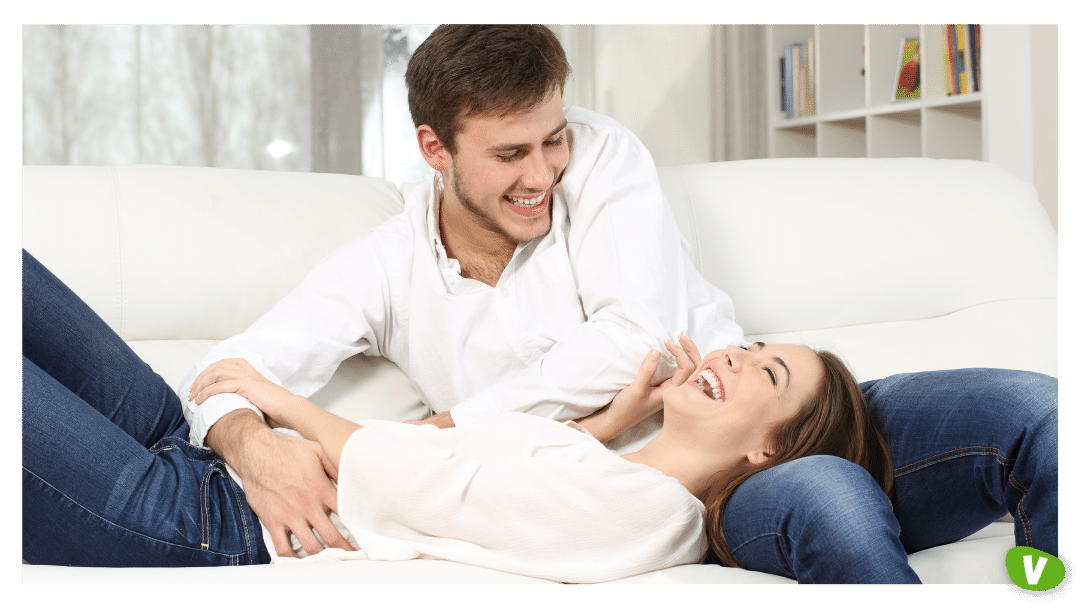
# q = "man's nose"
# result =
<box><xmin>520</xmin><ymin>150</ymin><xmax>554</xmax><ymax>191</ymax></box>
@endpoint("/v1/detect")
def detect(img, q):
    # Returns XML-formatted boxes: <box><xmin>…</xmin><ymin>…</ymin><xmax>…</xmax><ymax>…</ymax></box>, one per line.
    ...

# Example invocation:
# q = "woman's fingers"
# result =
<box><xmin>632</xmin><ymin>350</ymin><xmax>662</xmax><ymax>390</ymax></box>
<box><xmin>678</xmin><ymin>332</ymin><xmax>702</xmax><ymax>368</ymax></box>
<box><xmin>189</xmin><ymin>359</ymin><xmax>259</xmax><ymax>401</ymax></box>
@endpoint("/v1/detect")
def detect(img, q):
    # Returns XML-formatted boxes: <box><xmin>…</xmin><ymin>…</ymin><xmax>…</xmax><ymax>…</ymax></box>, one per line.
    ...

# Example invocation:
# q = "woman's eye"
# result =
<box><xmin>766</xmin><ymin>367</ymin><xmax>777</xmax><ymax>386</ymax></box>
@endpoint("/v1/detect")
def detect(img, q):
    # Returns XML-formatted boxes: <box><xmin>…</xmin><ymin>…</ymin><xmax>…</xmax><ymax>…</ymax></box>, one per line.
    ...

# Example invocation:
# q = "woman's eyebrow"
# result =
<box><xmin>772</xmin><ymin>356</ymin><xmax>791</xmax><ymax>389</ymax></box>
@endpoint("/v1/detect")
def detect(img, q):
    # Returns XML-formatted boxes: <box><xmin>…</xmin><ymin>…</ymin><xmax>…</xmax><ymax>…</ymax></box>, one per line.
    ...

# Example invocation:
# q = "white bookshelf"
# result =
<box><xmin>766</xmin><ymin>24</ymin><xmax>985</xmax><ymax>160</ymax></box>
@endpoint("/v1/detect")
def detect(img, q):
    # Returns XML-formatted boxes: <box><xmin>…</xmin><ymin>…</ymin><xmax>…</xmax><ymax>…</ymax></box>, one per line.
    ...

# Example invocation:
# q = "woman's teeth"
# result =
<box><xmin>696</xmin><ymin>368</ymin><xmax>725</xmax><ymax>402</ymax></box>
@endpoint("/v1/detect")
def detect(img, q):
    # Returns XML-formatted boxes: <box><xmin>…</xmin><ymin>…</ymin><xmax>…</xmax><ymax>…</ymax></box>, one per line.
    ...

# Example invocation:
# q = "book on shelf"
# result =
<box><xmin>893</xmin><ymin>38</ymin><xmax>921</xmax><ymax>101</ymax></box>
<box><xmin>944</xmin><ymin>24</ymin><xmax>981</xmax><ymax>95</ymax></box>
<box><xmin>781</xmin><ymin>40</ymin><xmax>815</xmax><ymax>119</ymax></box>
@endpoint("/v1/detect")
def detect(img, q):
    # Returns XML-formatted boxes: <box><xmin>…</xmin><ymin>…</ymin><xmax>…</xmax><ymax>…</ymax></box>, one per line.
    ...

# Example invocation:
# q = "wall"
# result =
<box><xmin>588</xmin><ymin>25</ymin><xmax>715</xmax><ymax>167</ymax></box>
<box><xmin>1030</xmin><ymin>25</ymin><xmax>1058</xmax><ymax>231</ymax></box>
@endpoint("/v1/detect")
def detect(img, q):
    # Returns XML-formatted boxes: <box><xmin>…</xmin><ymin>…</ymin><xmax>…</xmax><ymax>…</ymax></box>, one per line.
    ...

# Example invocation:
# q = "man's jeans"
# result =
<box><xmin>722</xmin><ymin>367</ymin><xmax>1058</xmax><ymax>583</ymax></box>
<box><xmin>22</xmin><ymin>250</ymin><xmax>271</xmax><ymax>566</ymax></box>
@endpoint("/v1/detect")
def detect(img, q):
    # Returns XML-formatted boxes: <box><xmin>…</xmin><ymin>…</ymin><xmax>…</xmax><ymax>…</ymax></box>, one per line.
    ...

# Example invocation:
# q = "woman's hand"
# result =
<box><xmin>576</xmin><ymin>333</ymin><xmax>701</xmax><ymax>442</ymax></box>
<box><xmin>191</xmin><ymin>358</ymin><xmax>297</xmax><ymax>427</ymax></box>
<box><xmin>611</xmin><ymin>333</ymin><xmax>701</xmax><ymax>420</ymax></box>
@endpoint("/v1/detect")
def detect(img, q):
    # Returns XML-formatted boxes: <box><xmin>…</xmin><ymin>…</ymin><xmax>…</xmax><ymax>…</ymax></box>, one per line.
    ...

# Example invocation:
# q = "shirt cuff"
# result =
<box><xmin>446</xmin><ymin>392</ymin><xmax>503</xmax><ymax>427</ymax></box>
<box><xmin>186</xmin><ymin>392</ymin><xmax>264</xmax><ymax>448</ymax></box>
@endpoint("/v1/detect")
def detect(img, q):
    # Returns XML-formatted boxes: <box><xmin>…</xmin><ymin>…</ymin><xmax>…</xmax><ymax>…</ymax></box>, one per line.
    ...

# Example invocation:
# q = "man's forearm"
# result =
<box><xmin>205</xmin><ymin>408</ymin><xmax>275</xmax><ymax>476</ymax></box>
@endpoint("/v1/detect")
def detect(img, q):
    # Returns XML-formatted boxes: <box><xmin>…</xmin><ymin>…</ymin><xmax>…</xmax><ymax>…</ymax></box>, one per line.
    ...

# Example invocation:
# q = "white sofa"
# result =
<box><xmin>21</xmin><ymin>158</ymin><xmax>1057</xmax><ymax>584</ymax></box>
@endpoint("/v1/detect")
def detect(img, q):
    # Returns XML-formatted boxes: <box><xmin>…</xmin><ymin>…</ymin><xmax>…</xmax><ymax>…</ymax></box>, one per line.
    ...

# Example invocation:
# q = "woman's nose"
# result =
<box><xmin>724</xmin><ymin>345</ymin><xmax>744</xmax><ymax>372</ymax></box>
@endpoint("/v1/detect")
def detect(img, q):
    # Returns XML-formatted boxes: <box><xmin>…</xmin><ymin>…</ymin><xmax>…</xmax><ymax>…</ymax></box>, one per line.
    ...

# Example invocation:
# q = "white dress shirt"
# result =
<box><xmin>269</xmin><ymin>414</ymin><xmax>707</xmax><ymax>583</ymax></box>
<box><xmin>180</xmin><ymin>107</ymin><xmax>744</xmax><ymax>452</ymax></box>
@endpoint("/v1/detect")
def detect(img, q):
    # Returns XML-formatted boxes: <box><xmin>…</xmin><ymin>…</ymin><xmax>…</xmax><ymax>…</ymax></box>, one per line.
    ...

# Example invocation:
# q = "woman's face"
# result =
<box><xmin>662</xmin><ymin>342</ymin><xmax>825</xmax><ymax>464</ymax></box>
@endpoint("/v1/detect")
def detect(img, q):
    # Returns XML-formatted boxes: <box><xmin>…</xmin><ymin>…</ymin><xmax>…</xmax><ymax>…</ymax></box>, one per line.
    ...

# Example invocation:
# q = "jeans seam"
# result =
<box><xmin>23</xmin><ymin>466</ymin><xmax>241</xmax><ymax>559</ymax></box>
<box><xmin>1009</xmin><ymin>473</ymin><xmax>1033</xmax><ymax>546</ymax></box>
<box><xmin>220</xmin><ymin>459</ymin><xmax>260</xmax><ymax>565</ymax></box>
<box><xmin>896</xmin><ymin>445</ymin><xmax>1031</xmax><ymax>546</ymax></box>
<box><xmin>894</xmin><ymin>445</ymin><xmax>1013</xmax><ymax>476</ymax></box>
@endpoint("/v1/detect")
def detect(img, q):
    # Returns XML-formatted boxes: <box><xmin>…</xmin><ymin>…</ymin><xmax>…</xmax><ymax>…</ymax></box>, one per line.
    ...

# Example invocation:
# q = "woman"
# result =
<box><xmin>23</xmin><ymin>249</ymin><xmax>891</xmax><ymax>581</ymax></box>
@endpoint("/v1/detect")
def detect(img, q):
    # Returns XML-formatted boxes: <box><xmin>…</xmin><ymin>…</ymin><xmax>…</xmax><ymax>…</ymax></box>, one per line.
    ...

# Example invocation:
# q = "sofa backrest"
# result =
<box><xmin>23</xmin><ymin>159</ymin><xmax>1057</xmax><ymax>381</ymax></box>
<box><xmin>23</xmin><ymin>164</ymin><xmax>405</xmax><ymax>341</ymax></box>
<box><xmin>658</xmin><ymin>158</ymin><xmax>1057</xmax><ymax>337</ymax></box>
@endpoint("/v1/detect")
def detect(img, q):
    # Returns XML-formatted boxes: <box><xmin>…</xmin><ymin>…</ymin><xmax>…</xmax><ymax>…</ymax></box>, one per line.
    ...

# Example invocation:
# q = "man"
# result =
<box><xmin>180</xmin><ymin>24</ymin><xmax>743</xmax><ymax>561</ymax></box>
<box><xmin>131</xmin><ymin>25</ymin><xmax>1061</xmax><ymax>580</ymax></box>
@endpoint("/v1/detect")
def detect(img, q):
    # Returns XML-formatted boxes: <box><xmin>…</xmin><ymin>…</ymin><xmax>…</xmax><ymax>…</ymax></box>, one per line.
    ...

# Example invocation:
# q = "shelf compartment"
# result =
<box><xmin>817</xmin><ymin>24</ymin><xmax>866</xmax><ymax>115</ymax></box>
<box><xmin>773</xmin><ymin>124</ymin><xmax>817</xmax><ymax>158</ymax></box>
<box><xmin>869</xmin><ymin>110</ymin><xmax>921</xmax><ymax>158</ymax></box>
<box><xmin>924</xmin><ymin>101</ymin><xmax>982</xmax><ymax>160</ymax></box>
<box><xmin>868</xmin><ymin>24</ymin><xmax>921</xmax><ymax>107</ymax></box>
<box><xmin>820</xmin><ymin>118</ymin><xmax>867</xmax><ymax>158</ymax></box>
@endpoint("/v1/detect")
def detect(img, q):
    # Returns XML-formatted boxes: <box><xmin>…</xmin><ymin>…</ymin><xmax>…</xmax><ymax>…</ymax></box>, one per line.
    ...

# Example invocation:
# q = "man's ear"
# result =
<box><xmin>417</xmin><ymin>125</ymin><xmax>450</xmax><ymax>172</ymax></box>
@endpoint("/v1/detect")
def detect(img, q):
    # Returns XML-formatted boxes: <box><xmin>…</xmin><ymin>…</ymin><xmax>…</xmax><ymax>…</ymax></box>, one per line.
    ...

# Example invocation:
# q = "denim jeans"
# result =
<box><xmin>22</xmin><ymin>250</ymin><xmax>271</xmax><ymax>567</ymax></box>
<box><xmin>721</xmin><ymin>368</ymin><xmax>1058</xmax><ymax>583</ymax></box>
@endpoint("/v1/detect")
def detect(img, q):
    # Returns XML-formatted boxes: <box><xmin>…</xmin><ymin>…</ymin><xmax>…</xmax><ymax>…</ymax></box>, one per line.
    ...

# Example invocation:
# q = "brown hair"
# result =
<box><xmin>701</xmin><ymin>350</ymin><xmax>894</xmax><ymax>567</ymax></box>
<box><xmin>405</xmin><ymin>25</ymin><xmax>571</xmax><ymax>155</ymax></box>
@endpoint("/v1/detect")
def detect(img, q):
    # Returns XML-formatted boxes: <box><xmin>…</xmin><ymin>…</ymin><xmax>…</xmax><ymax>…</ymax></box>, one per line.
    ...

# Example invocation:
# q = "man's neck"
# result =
<box><xmin>438</xmin><ymin>196</ymin><xmax>515</xmax><ymax>287</ymax></box>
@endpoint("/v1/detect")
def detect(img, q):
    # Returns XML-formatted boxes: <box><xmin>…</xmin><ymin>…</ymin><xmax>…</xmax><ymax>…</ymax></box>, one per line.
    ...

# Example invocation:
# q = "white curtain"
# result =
<box><xmin>22</xmin><ymin>24</ymin><xmax>436</xmax><ymax>181</ymax></box>
<box><xmin>23</xmin><ymin>25</ymin><xmax>766</xmax><ymax>178</ymax></box>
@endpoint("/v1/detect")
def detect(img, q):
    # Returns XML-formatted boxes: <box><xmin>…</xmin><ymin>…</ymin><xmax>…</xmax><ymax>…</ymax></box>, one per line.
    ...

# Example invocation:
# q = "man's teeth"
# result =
<box><xmin>696</xmin><ymin>369</ymin><xmax>724</xmax><ymax>402</ymax></box>
<box><xmin>507</xmin><ymin>193</ymin><xmax>545</xmax><ymax>208</ymax></box>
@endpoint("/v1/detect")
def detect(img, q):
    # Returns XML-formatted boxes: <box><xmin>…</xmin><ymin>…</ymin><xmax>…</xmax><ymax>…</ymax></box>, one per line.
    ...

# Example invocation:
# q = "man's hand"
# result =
<box><xmin>404</xmin><ymin>410</ymin><xmax>456</xmax><ymax>428</ymax></box>
<box><xmin>205</xmin><ymin>409</ymin><xmax>355</xmax><ymax>558</ymax></box>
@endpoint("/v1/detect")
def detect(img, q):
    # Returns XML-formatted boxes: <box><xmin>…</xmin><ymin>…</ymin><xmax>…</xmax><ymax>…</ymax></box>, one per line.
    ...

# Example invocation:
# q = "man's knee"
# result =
<box><xmin>728</xmin><ymin>455</ymin><xmax>896</xmax><ymax>534</ymax></box>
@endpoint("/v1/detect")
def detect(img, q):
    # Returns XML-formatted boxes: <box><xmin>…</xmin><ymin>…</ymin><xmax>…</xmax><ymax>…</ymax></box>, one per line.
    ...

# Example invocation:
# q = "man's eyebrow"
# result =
<box><xmin>486</xmin><ymin>120</ymin><xmax>568</xmax><ymax>153</ymax></box>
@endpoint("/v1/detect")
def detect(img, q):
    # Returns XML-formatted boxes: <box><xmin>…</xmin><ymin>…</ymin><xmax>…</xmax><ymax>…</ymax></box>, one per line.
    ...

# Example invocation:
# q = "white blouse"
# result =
<box><xmin>267</xmin><ymin>414</ymin><xmax>706</xmax><ymax>583</ymax></box>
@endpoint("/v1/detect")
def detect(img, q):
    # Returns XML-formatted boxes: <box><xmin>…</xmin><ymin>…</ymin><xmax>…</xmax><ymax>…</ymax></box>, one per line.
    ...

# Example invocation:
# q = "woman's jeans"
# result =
<box><xmin>721</xmin><ymin>368</ymin><xmax>1058</xmax><ymax>583</ymax></box>
<box><xmin>22</xmin><ymin>250</ymin><xmax>271</xmax><ymax>567</ymax></box>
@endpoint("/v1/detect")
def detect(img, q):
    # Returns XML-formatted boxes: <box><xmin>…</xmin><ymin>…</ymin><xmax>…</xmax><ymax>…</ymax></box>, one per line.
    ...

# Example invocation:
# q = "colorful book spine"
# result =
<box><xmin>969</xmin><ymin>24</ymin><xmax>981</xmax><ymax>92</ymax></box>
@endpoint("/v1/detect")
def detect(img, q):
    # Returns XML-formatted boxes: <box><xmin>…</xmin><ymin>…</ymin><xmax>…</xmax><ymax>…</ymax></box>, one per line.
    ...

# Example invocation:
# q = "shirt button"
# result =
<box><xmin>500</xmin><ymin>287</ymin><xmax>509</xmax><ymax>297</ymax></box>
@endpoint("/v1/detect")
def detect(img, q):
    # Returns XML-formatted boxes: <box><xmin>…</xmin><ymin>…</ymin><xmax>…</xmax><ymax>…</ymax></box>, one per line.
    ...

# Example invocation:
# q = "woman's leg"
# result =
<box><xmin>721</xmin><ymin>368</ymin><xmax>1057</xmax><ymax>582</ymax></box>
<box><xmin>22</xmin><ymin>249</ymin><xmax>183</xmax><ymax>445</ymax></box>
<box><xmin>21</xmin><ymin>250</ymin><xmax>269</xmax><ymax>566</ymax></box>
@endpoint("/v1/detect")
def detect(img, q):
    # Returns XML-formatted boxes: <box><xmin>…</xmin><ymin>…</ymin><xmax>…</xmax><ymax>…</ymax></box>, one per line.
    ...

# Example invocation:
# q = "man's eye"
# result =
<box><xmin>544</xmin><ymin>135</ymin><xmax>564</xmax><ymax>147</ymax></box>
<box><xmin>497</xmin><ymin>152</ymin><xmax>521</xmax><ymax>162</ymax></box>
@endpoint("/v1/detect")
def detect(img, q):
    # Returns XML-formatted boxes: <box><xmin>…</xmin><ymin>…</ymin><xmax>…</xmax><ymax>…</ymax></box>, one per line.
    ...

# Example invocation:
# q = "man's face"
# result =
<box><xmin>441</xmin><ymin>89</ymin><xmax>570</xmax><ymax>249</ymax></box>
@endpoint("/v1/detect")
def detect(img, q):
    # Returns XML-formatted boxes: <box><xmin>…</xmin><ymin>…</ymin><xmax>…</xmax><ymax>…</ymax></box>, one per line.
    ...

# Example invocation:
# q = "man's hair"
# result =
<box><xmin>700</xmin><ymin>349</ymin><xmax>895</xmax><ymax>567</ymax></box>
<box><xmin>405</xmin><ymin>25</ymin><xmax>570</xmax><ymax>155</ymax></box>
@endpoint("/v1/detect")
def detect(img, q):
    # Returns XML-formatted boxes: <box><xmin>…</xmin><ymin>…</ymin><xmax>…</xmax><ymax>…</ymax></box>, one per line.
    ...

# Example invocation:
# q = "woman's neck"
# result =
<box><xmin>622</xmin><ymin>434</ymin><xmax>739</xmax><ymax>500</ymax></box>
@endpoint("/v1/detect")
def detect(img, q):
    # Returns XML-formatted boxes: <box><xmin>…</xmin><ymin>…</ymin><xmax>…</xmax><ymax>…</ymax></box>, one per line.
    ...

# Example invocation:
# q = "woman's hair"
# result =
<box><xmin>700</xmin><ymin>349</ymin><xmax>894</xmax><ymax>567</ymax></box>
<box><xmin>405</xmin><ymin>25</ymin><xmax>571</xmax><ymax>155</ymax></box>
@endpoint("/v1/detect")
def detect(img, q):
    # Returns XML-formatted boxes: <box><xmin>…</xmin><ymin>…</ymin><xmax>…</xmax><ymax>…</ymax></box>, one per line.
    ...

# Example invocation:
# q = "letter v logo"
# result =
<box><xmin>1024</xmin><ymin>554</ymin><xmax>1047</xmax><ymax>585</ymax></box>
<box><xmin>1006</xmin><ymin>546</ymin><xmax>1066</xmax><ymax>591</ymax></box>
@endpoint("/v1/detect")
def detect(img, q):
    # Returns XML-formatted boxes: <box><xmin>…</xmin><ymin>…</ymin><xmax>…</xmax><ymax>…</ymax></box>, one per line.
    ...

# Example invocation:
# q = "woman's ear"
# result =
<box><xmin>746</xmin><ymin>448</ymin><xmax>773</xmax><ymax>466</ymax></box>
<box><xmin>417</xmin><ymin>125</ymin><xmax>450</xmax><ymax>172</ymax></box>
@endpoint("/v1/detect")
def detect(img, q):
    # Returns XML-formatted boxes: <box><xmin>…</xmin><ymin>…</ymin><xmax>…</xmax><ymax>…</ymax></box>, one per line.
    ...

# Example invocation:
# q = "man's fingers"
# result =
<box><xmin>289</xmin><ymin>525</ymin><xmax>327</xmax><ymax>557</ymax></box>
<box><xmin>268</xmin><ymin>527</ymin><xmax>298</xmax><ymax>559</ymax></box>
<box><xmin>318</xmin><ymin>447</ymin><xmax>339</xmax><ymax>483</ymax></box>
<box><xmin>314</xmin><ymin>516</ymin><xmax>355</xmax><ymax>552</ymax></box>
